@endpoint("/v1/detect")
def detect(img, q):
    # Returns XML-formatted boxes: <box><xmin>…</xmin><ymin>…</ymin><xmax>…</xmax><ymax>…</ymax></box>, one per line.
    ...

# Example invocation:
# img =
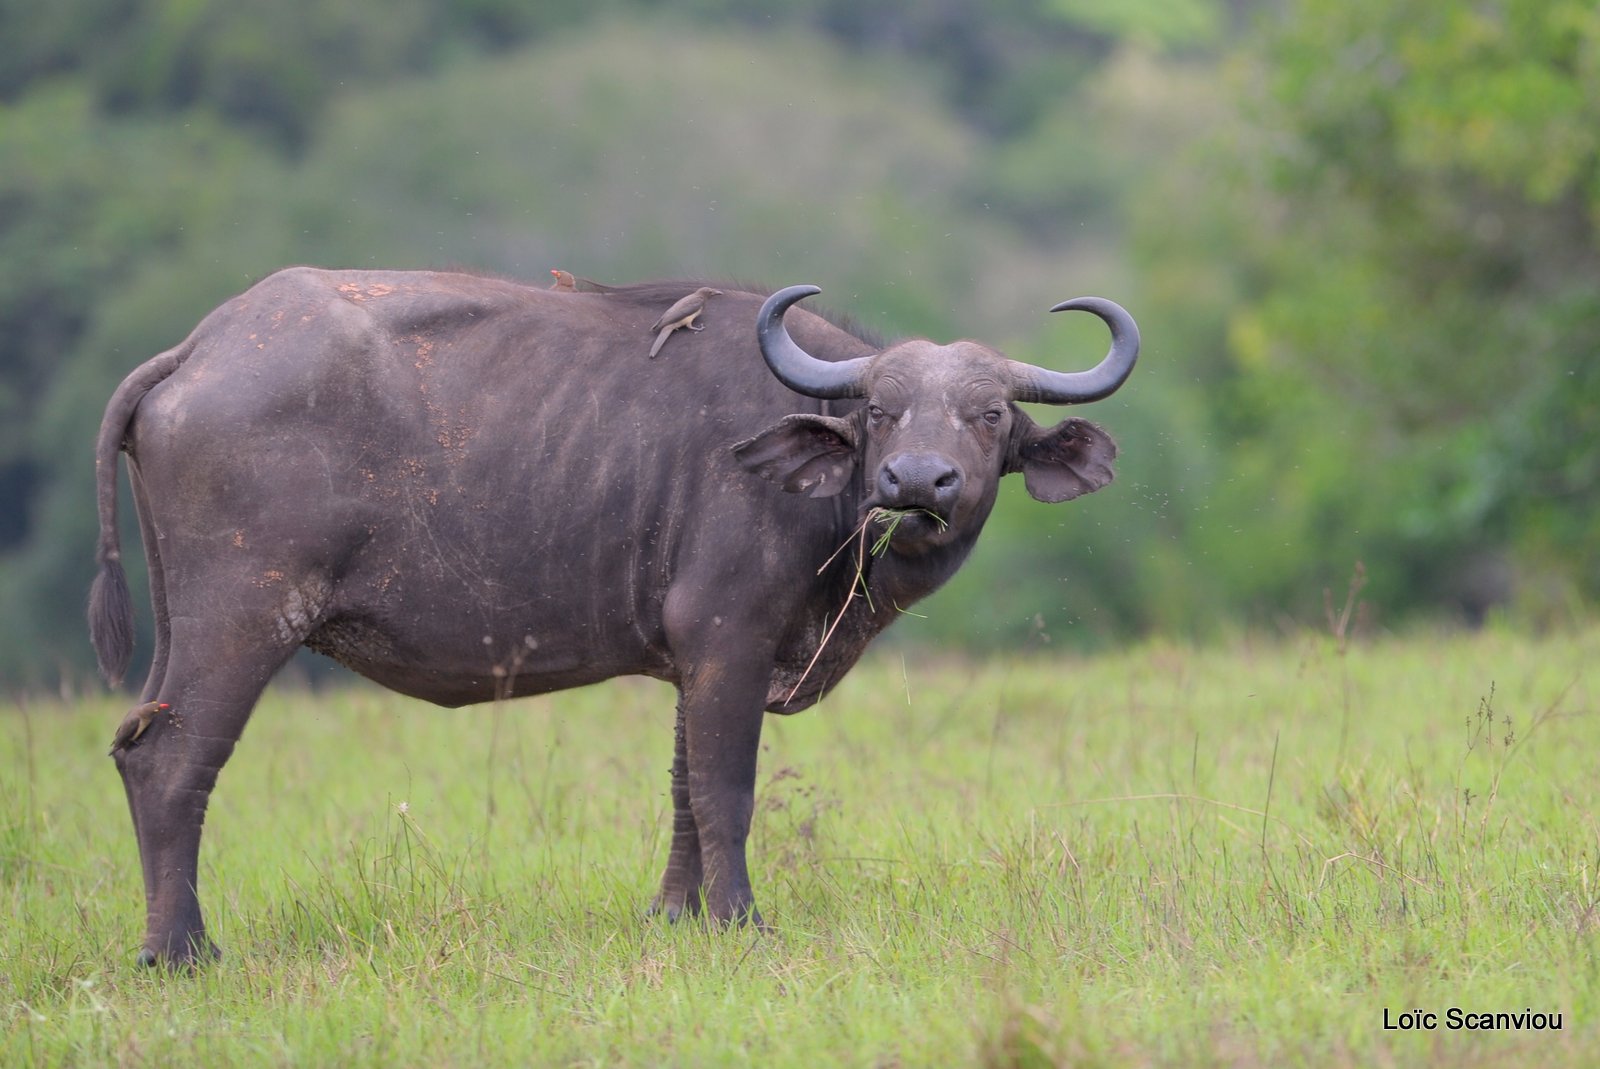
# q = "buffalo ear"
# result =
<box><xmin>1005</xmin><ymin>412</ymin><xmax>1117</xmax><ymax>503</ymax></box>
<box><xmin>733</xmin><ymin>413</ymin><xmax>859</xmax><ymax>498</ymax></box>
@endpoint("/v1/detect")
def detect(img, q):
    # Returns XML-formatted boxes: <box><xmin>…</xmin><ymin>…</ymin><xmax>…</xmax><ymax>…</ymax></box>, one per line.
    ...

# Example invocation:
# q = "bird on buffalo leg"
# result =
<box><xmin>549</xmin><ymin>270</ymin><xmax>576</xmax><ymax>292</ymax></box>
<box><xmin>109</xmin><ymin>701</ymin><xmax>170</xmax><ymax>755</ymax></box>
<box><xmin>649</xmin><ymin>287</ymin><xmax>722</xmax><ymax>358</ymax></box>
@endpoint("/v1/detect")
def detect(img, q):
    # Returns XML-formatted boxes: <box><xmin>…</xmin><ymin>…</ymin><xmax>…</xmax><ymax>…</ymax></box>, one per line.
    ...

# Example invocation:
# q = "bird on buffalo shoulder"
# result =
<box><xmin>648</xmin><ymin>287</ymin><xmax>722</xmax><ymax>358</ymax></box>
<box><xmin>549</xmin><ymin>269</ymin><xmax>577</xmax><ymax>292</ymax></box>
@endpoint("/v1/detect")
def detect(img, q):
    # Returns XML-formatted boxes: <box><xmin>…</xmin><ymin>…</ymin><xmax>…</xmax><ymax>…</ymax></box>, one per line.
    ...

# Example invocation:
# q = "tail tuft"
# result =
<box><xmin>88</xmin><ymin>554</ymin><xmax>134</xmax><ymax>687</ymax></box>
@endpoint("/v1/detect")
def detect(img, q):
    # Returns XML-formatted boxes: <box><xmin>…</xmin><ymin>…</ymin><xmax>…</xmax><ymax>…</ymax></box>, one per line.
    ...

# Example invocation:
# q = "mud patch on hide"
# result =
<box><xmin>304</xmin><ymin>615</ymin><xmax>398</xmax><ymax>673</ymax></box>
<box><xmin>336</xmin><ymin>282</ymin><xmax>397</xmax><ymax>304</ymax></box>
<box><xmin>270</xmin><ymin>577</ymin><xmax>332</xmax><ymax>646</ymax></box>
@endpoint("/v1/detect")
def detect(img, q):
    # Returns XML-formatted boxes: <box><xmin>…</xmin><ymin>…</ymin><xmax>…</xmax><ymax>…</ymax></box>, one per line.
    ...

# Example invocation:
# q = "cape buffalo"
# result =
<box><xmin>89</xmin><ymin>267</ymin><xmax>1139</xmax><ymax>966</ymax></box>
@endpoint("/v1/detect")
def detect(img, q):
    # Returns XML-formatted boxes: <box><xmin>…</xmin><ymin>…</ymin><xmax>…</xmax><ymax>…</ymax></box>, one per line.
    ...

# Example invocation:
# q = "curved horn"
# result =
<box><xmin>1007</xmin><ymin>296</ymin><xmax>1140</xmax><ymax>405</ymax></box>
<box><xmin>756</xmin><ymin>285</ymin><xmax>873</xmax><ymax>400</ymax></box>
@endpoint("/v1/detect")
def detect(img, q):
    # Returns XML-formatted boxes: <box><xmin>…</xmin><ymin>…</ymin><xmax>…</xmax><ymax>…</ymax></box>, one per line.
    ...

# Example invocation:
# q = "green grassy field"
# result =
<box><xmin>2</xmin><ymin>626</ymin><xmax>1597</xmax><ymax>1067</ymax></box>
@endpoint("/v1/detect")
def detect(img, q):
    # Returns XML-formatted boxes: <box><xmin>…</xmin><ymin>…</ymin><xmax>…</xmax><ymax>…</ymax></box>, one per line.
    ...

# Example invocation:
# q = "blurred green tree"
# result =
<box><xmin>1139</xmin><ymin>0</ymin><xmax>1600</xmax><ymax>624</ymax></box>
<box><xmin>0</xmin><ymin>0</ymin><xmax>620</xmax><ymax>149</ymax></box>
<box><xmin>3</xmin><ymin>0</ymin><xmax>1593</xmax><ymax>691</ymax></box>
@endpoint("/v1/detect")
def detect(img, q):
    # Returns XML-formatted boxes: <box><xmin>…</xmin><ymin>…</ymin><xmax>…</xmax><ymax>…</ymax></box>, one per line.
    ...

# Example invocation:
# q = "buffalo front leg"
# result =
<box><xmin>674</xmin><ymin>659</ymin><xmax>769</xmax><ymax>927</ymax></box>
<box><xmin>650</xmin><ymin>696</ymin><xmax>704</xmax><ymax>920</ymax></box>
<box><xmin>111</xmin><ymin>619</ymin><xmax>296</xmax><ymax>967</ymax></box>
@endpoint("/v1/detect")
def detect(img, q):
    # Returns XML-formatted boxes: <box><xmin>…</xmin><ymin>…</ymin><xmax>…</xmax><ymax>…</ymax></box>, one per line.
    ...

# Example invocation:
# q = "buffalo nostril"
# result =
<box><xmin>878</xmin><ymin>467</ymin><xmax>900</xmax><ymax>500</ymax></box>
<box><xmin>935</xmin><ymin>470</ymin><xmax>959</xmax><ymax>490</ymax></box>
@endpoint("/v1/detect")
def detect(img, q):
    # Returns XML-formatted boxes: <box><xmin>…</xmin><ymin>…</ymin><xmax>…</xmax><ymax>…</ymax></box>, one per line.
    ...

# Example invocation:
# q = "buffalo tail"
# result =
<box><xmin>88</xmin><ymin>343</ymin><xmax>191</xmax><ymax>686</ymax></box>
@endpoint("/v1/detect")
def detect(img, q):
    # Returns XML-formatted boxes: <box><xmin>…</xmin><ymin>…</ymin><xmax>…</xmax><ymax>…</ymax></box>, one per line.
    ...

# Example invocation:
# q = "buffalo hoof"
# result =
<box><xmin>136</xmin><ymin>940</ymin><xmax>221</xmax><ymax>971</ymax></box>
<box><xmin>702</xmin><ymin>892</ymin><xmax>764</xmax><ymax>930</ymax></box>
<box><xmin>653</xmin><ymin>901</ymin><xmax>766</xmax><ymax>931</ymax></box>
<box><xmin>646</xmin><ymin>893</ymin><xmax>702</xmax><ymax>924</ymax></box>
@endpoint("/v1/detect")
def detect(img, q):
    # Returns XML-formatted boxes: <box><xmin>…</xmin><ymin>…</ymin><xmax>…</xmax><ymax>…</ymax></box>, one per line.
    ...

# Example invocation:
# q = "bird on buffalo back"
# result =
<box><xmin>649</xmin><ymin>287</ymin><xmax>722</xmax><ymax>358</ymax></box>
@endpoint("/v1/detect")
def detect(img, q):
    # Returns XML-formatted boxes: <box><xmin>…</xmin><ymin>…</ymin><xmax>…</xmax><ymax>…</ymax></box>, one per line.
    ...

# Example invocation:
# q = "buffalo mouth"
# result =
<box><xmin>864</xmin><ymin>505</ymin><xmax>950</xmax><ymax>550</ymax></box>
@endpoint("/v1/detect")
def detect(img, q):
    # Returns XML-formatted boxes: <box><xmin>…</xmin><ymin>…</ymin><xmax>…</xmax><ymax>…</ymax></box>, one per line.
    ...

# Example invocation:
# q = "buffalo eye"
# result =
<box><xmin>866</xmin><ymin>403</ymin><xmax>886</xmax><ymax>426</ymax></box>
<box><xmin>982</xmin><ymin>409</ymin><xmax>1004</xmax><ymax>427</ymax></box>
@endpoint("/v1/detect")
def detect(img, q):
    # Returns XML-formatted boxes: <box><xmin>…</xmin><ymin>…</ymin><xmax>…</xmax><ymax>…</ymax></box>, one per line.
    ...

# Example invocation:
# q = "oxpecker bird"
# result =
<box><xmin>649</xmin><ymin>287</ymin><xmax>722</xmax><ymax>358</ymax></box>
<box><xmin>109</xmin><ymin>701</ymin><xmax>170</xmax><ymax>755</ymax></box>
<box><xmin>549</xmin><ymin>270</ymin><xmax>577</xmax><ymax>292</ymax></box>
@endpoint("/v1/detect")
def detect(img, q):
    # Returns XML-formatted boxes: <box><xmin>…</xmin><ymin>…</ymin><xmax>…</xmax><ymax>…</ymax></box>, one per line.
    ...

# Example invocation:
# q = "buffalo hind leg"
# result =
<box><xmin>112</xmin><ymin>618</ymin><xmax>299</xmax><ymax>967</ymax></box>
<box><xmin>114</xmin><ymin>465</ymin><xmax>172</xmax><ymax>861</ymax></box>
<box><xmin>651</xmin><ymin>696</ymin><xmax>704</xmax><ymax>919</ymax></box>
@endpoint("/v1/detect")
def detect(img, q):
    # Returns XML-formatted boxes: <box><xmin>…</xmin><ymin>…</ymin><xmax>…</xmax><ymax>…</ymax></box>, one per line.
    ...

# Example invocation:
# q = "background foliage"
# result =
<box><xmin>0</xmin><ymin>0</ymin><xmax>1594</xmax><ymax>687</ymax></box>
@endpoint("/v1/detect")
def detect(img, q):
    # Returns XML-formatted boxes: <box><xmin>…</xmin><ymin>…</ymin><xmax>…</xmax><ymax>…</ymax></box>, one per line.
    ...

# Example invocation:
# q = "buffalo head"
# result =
<box><xmin>734</xmin><ymin>285</ymin><xmax>1139</xmax><ymax>553</ymax></box>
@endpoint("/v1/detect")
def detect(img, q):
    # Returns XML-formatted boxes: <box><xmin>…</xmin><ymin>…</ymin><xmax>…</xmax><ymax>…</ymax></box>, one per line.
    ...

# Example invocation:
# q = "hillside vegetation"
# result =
<box><xmin>1</xmin><ymin>0</ymin><xmax>1595</xmax><ymax>687</ymax></box>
